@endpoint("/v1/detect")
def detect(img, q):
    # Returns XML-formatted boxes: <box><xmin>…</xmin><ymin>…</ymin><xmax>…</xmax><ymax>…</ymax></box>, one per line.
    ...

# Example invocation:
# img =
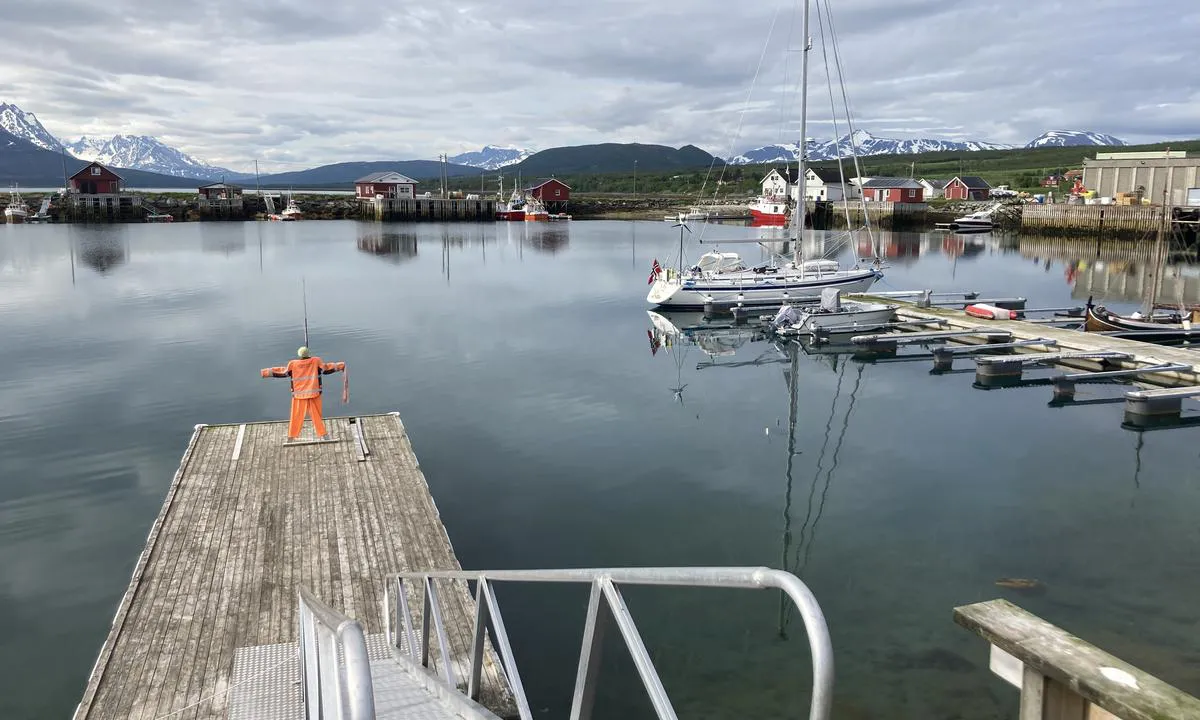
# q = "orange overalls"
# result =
<box><xmin>261</xmin><ymin>356</ymin><xmax>345</xmax><ymax>439</ymax></box>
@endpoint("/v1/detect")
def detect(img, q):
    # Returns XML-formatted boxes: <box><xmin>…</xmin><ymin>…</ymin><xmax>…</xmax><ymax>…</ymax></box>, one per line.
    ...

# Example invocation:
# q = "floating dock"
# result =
<box><xmin>74</xmin><ymin>413</ymin><xmax>513</xmax><ymax>720</ymax></box>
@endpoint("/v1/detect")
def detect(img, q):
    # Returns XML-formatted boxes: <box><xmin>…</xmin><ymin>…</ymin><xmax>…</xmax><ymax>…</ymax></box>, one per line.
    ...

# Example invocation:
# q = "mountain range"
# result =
<box><xmin>726</xmin><ymin>130</ymin><xmax>1128</xmax><ymax>165</ymax></box>
<box><xmin>0</xmin><ymin>100</ymin><xmax>1138</xmax><ymax>187</ymax></box>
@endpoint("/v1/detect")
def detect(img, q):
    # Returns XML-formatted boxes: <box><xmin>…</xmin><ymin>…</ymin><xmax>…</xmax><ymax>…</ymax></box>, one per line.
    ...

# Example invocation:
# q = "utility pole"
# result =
<box><xmin>634</xmin><ymin>160</ymin><xmax>638</xmax><ymax>197</ymax></box>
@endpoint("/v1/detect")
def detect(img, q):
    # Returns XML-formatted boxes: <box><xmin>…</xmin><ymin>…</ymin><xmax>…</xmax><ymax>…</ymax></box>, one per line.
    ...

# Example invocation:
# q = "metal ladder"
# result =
<box><xmin>298</xmin><ymin>567</ymin><xmax>834</xmax><ymax>720</ymax></box>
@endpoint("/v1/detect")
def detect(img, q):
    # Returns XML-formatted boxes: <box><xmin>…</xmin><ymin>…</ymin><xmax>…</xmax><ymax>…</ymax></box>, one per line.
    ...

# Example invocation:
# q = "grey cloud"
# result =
<box><xmin>0</xmin><ymin>0</ymin><xmax>1192</xmax><ymax>166</ymax></box>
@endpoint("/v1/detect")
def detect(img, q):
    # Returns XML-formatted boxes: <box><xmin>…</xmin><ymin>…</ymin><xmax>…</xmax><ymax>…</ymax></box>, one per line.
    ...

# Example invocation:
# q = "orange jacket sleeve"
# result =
<box><xmin>319</xmin><ymin>361</ymin><xmax>345</xmax><ymax>374</ymax></box>
<box><xmin>261</xmin><ymin>365</ymin><xmax>291</xmax><ymax>378</ymax></box>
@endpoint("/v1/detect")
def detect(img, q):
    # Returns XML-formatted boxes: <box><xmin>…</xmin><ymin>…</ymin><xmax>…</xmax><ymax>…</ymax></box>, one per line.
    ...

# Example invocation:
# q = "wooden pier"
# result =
<box><xmin>824</xmin><ymin>200</ymin><xmax>928</xmax><ymax>230</ymax></box>
<box><xmin>360</xmin><ymin>197</ymin><xmax>497</xmax><ymax>221</ymax></box>
<box><xmin>74</xmin><ymin>413</ymin><xmax>513</xmax><ymax>719</ymax></box>
<box><xmin>1021</xmin><ymin>204</ymin><xmax>1163</xmax><ymax>237</ymax></box>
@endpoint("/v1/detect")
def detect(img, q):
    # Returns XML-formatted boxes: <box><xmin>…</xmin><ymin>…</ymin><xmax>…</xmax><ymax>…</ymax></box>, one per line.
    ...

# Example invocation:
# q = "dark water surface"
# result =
<box><xmin>1</xmin><ymin>220</ymin><xmax>1199</xmax><ymax>719</ymax></box>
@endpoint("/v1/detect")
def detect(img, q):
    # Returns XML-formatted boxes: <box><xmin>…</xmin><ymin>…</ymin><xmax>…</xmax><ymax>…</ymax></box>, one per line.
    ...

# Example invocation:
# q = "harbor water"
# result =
<box><xmin>1</xmin><ymin>220</ymin><xmax>1199</xmax><ymax>718</ymax></box>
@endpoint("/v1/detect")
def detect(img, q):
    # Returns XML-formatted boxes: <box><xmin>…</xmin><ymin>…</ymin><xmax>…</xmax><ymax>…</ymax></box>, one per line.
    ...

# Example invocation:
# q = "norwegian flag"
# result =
<box><xmin>647</xmin><ymin>329</ymin><xmax>660</xmax><ymax>356</ymax></box>
<box><xmin>647</xmin><ymin>258</ymin><xmax>662</xmax><ymax>285</ymax></box>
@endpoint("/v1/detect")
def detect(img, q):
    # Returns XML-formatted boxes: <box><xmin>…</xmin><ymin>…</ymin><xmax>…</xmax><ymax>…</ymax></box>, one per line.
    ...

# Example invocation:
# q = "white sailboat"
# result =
<box><xmin>5</xmin><ymin>185</ymin><xmax>28</xmax><ymax>224</ymax></box>
<box><xmin>646</xmin><ymin>0</ymin><xmax>880</xmax><ymax>309</ymax></box>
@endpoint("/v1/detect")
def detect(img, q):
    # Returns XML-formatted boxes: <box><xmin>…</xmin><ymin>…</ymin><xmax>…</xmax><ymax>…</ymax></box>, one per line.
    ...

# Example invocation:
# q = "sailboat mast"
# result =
<box><xmin>792</xmin><ymin>0</ymin><xmax>811</xmax><ymax>265</ymax></box>
<box><xmin>1146</xmin><ymin>151</ymin><xmax>1174</xmax><ymax>315</ymax></box>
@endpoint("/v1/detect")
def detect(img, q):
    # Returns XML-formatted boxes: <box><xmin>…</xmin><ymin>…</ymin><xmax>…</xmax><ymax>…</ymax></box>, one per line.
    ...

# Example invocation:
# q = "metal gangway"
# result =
<box><xmin>288</xmin><ymin>567</ymin><xmax>833</xmax><ymax>720</ymax></box>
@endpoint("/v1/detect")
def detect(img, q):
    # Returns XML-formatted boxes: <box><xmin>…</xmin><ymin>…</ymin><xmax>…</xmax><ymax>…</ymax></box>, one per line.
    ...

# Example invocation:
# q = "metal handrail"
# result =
<box><xmin>298</xmin><ymin>587</ymin><xmax>377</xmax><ymax>719</ymax></box>
<box><xmin>384</xmin><ymin>566</ymin><xmax>834</xmax><ymax>720</ymax></box>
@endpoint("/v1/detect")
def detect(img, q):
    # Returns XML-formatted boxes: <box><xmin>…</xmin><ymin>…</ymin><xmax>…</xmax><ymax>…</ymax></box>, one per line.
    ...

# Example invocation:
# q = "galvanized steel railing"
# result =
<box><xmin>298</xmin><ymin>586</ymin><xmax>377</xmax><ymax>719</ymax></box>
<box><xmin>385</xmin><ymin>566</ymin><xmax>834</xmax><ymax>720</ymax></box>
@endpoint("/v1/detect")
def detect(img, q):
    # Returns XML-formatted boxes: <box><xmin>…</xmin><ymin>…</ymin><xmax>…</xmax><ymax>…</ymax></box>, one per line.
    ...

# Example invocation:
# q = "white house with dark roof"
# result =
<box><xmin>354</xmin><ymin>171</ymin><xmax>418</xmax><ymax>200</ymax></box>
<box><xmin>918</xmin><ymin>178</ymin><xmax>949</xmax><ymax>199</ymax></box>
<box><xmin>759</xmin><ymin>168</ymin><xmax>798</xmax><ymax>200</ymax></box>
<box><xmin>802</xmin><ymin>167</ymin><xmax>860</xmax><ymax>201</ymax></box>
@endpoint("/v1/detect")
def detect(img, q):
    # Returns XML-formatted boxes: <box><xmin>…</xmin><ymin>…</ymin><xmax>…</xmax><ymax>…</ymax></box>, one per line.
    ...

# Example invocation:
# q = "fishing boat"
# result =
<box><xmin>280</xmin><ymin>196</ymin><xmax>303</xmax><ymax>220</ymax></box>
<box><xmin>523</xmin><ymin>196</ymin><xmax>549</xmax><ymax>222</ymax></box>
<box><xmin>496</xmin><ymin>185</ymin><xmax>527</xmax><ymax>221</ymax></box>
<box><xmin>770</xmin><ymin>289</ymin><xmax>897</xmax><ymax>335</ymax></box>
<box><xmin>5</xmin><ymin>185</ymin><xmax>28</xmax><ymax>224</ymax></box>
<box><xmin>747</xmin><ymin>196</ymin><xmax>789</xmax><ymax>225</ymax></box>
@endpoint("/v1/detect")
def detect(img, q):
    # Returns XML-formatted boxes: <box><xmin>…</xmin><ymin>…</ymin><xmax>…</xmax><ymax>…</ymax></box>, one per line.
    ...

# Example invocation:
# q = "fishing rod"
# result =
<box><xmin>302</xmin><ymin>277</ymin><xmax>309</xmax><ymax>347</ymax></box>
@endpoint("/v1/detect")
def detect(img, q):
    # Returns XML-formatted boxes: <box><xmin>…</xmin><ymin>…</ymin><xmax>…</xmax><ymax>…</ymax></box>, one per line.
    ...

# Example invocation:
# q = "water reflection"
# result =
<box><xmin>200</xmin><ymin>223</ymin><xmax>246</xmax><ymax>255</ymax></box>
<box><xmin>356</xmin><ymin>228</ymin><xmax>418</xmax><ymax>263</ymax></box>
<box><xmin>1015</xmin><ymin>236</ymin><xmax>1200</xmax><ymax>305</ymax></box>
<box><xmin>646</xmin><ymin>311</ymin><xmax>871</xmax><ymax>639</ymax></box>
<box><xmin>524</xmin><ymin>224</ymin><xmax>570</xmax><ymax>254</ymax></box>
<box><xmin>75</xmin><ymin>234</ymin><xmax>128</xmax><ymax>273</ymax></box>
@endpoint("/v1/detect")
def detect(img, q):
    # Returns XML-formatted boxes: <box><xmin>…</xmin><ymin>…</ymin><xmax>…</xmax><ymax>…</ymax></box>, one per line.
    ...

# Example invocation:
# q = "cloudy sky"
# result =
<box><xmin>1</xmin><ymin>0</ymin><xmax>1195</xmax><ymax>171</ymax></box>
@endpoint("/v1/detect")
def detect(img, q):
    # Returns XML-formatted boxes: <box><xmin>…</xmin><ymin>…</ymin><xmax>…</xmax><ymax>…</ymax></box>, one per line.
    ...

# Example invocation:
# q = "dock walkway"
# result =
<box><xmin>866</xmin><ymin>297</ymin><xmax>1200</xmax><ymax>381</ymax></box>
<box><xmin>74</xmin><ymin>413</ymin><xmax>513</xmax><ymax>720</ymax></box>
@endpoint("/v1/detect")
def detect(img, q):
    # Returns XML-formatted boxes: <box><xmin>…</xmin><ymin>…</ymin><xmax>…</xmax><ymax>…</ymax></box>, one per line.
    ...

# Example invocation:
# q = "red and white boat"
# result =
<box><xmin>748</xmin><ymin>196</ymin><xmax>789</xmax><ymax>225</ymax></box>
<box><xmin>523</xmin><ymin>197</ymin><xmax>549</xmax><ymax>222</ymax></box>
<box><xmin>495</xmin><ymin>187</ymin><xmax>526</xmax><ymax>221</ymax></box>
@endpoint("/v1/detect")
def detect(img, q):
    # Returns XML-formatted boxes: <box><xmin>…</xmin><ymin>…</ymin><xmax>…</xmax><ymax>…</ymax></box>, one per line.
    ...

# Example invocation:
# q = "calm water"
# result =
<box><xmin>1</xmin><ymin>220</ymin><xmax>1199</xmax><ymax>719</ymax></box>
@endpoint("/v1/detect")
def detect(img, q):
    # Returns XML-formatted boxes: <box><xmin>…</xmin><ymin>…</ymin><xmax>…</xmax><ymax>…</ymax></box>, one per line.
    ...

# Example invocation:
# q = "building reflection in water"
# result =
<box><xmin>523</xmin><ymin>223</ymin><xmax>569</xmax><ymax>254</ymax></box>
<box><xmin>199</xmin><ymin>224</ymin><xmax>246</xmax><ymax>255</ymax></box>
<box><xmin>1017</xmin><ymin>236</ymin><xmax>1200</xmax><ymax>305</ymax></box>
<box><xmin>356</xmin><ymin>229</ymin><xmax>418</xmax><ymax>263</ymax></box>
<box><xmin>76</xmin><ymin>234</ymin><xmax>128</xmax><ymax>273</ymax></box>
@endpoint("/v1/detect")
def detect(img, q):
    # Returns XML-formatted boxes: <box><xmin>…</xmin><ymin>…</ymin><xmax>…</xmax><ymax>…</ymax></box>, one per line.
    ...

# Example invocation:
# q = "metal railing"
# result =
<box><xmin>298</xmin><ymin>587</ymin><xmax>377</xmax><ymax>719</ymax></box>
<box><xmin>385</xmin><ymin>566</ymin><xmax>834</xmax><ymax>720</ymax></box>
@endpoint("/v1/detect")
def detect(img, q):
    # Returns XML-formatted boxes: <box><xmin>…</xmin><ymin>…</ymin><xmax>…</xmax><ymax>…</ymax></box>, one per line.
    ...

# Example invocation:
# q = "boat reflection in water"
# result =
<box><xmin>646</xmin><ymin>308</ymin><xmax>869</xmax><ymax>636</ymax></box>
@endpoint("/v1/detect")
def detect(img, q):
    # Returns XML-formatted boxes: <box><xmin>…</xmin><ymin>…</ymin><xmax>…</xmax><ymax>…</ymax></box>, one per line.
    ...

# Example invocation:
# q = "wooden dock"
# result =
<box><xmin>1021</xmin><ymin>203</ymin><xmax>1163</xmax><ymax>237</ymax></box>
<box><xmin>360</xmin><ymin>197</ymin><xmax>497</xmax><ymax>221</ymax></box>
<box><xmin>859</xmin><ymin>295</ymin><xmax>1200</xmax><ymax>383</ymax></box>
<box><xmin>74</xmin><ymin>413</ymin><xmax>513</xmax><ymax>719</ymax></box>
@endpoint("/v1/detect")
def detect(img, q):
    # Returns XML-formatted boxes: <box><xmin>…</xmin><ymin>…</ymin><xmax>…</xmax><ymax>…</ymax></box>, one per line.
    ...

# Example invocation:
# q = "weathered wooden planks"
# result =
<box><xmin>956</xmin><ymin>599</ymin><xmax>1200</xmax><ymax>720</ymax></box>
<box><xmin>74</xmin><ymin>413</ymin><xmax>514</xmax><ymax>720</ymax></box>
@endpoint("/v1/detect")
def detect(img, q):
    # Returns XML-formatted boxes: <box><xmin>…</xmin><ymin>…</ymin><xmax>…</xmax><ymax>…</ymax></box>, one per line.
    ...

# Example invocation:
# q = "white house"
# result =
<box><xmin>759</xmin><ymin>168</ymin><xmax>798</xmax><ymax>199</ymax></box>
<box><xmin>800</xmin><ymin>167</ymin><xmax>861</xmax><ymax>201</ymax></box>
<box><xmin>918</xmin><ymin>178</ymin><xmax>948</xmax><ymax>199</ymax></box>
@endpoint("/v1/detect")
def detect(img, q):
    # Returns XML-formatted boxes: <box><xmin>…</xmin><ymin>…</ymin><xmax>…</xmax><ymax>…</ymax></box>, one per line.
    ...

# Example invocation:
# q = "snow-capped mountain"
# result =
<box><xmin>0</xmin><ymin>102</ymin><xmax>65</xmax><ymax>152</ymax></box>
<box><xmin>65</xmin><ymin>135</ymin><xmax>241</xmax><ymax>181</ymax></box>
<box><xmin>729</xmin><ymin>130</ymin><xmax>1015</xmax><ymax>165</ymax></box>
<box><xmin>448</xmin><ymin>145</ymin><xmax>533</xmax><ymax>170</ymax></box>
<box><xmin>1025</xmin><ymin>130</ymin><xmax>1126</xmax><ymax>148</ymax></box>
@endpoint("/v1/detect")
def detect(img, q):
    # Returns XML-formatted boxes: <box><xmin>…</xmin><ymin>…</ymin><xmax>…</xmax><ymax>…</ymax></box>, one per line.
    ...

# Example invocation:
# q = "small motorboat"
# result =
<box><xmin>770</xmin><ymin>288</ymin><xmax>898</xmax><ymax>335</ymax></box>
<box><xmin>936</xmin><ymin>203</ymin><xmax>1000</xmax><ymax>232</ymax></box>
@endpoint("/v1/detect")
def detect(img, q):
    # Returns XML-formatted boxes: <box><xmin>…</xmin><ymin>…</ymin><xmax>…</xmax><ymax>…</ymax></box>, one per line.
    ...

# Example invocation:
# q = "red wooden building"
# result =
<box><xmin>525</xmin><ymin>178</ymin><xmax>571</xmax><ymax>212</ymax></box>
<box><xmin>861</xmin><ymin>177</ymin><xmax>924</xmax><ymax>202</ymax></box>
<box><xmin>355</xmin><ymin>171</ymin><xmax>418</xmax><ymax>200</ymax></box>
<box><xmin>944</xmin><ymin>175</ymin><xmax>992</xmax><ymax>201</ymax></box>
<box><xmin>69</xmin><ymin>161</ymin><xmax>122</xmax><ymax>194</ymax></box>
<box><xmin>198</xmin><ymin>182</ymin><xmax>243</xmax><ymax>200</ymax></box>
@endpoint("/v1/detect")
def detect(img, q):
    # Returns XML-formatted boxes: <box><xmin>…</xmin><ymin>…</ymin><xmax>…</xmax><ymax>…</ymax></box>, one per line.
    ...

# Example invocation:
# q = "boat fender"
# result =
<box><xmin>965</xmin><ymin>303</ymin><xmax>1017</xmax><ymax>320</ymax></box>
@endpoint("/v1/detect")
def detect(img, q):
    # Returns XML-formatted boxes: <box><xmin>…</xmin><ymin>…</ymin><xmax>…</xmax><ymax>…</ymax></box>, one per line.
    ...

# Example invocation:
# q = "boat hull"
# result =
<box><xmin>1084</xmin><ymin>305</ymin><xmax>1192</xmax><ymax>337</ymax></box>
<box><xmin>794</xmin><ymin>304</ymin><xmax>898</xmax><ymax>333</ymax></box>
<box><xmin>5</xmin><ymin>209</ymin><xmax>27</xmax><ymax>224</ymax></box>
<box><xmin>749</xmin><ymin>207</ymin><xmax>788</xmax><ymax>225</ymax></box>
<box><xmin>647</xmin><ymin>269</ymin><xmax>881</xmax><ymax>308</ymax></box>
